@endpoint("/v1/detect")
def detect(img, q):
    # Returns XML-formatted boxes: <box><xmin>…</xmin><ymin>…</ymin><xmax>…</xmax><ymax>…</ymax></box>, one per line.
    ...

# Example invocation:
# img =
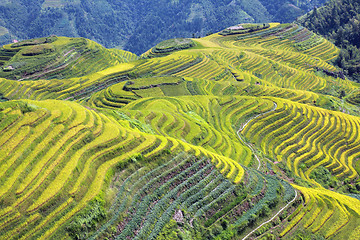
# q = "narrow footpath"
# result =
<box><xmin>241</xmin><ymin>190</ymin><xmax>298</xmax><ymax>240</ymax></box>
<box><xmin>236</xmin><ymin>101</ymin><xmax>298</xmax><ymax>240</ymax></box>
<box><xmin>236</xmin><ymin>102</ymin><xmax>277</xmax><ymax>170</ymax></box>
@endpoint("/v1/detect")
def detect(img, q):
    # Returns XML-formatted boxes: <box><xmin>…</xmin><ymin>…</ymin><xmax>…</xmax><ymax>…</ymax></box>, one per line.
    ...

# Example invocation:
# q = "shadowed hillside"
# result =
<box><xmin>0</xmin><ymin>0</ymin><xmax>328</xmax><ymax>54</ymax></box>
<box><xmin>297</xmin><ymin>0</ymin><xmax>360</xmax><ymax>81</ymax></box>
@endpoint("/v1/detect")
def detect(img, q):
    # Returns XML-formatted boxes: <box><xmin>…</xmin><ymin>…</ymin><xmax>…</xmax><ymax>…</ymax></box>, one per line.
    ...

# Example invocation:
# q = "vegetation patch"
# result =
<box><xmin>66</xmin><ymin>197</ymin><xmax>106</xmax><ymax>240</ymax></box>
<box><xmin>219</xmin><ymin>23</ymin><xmax>270</xmax><ymax>36</ymax></box>
<box><xmin>152</xmin><ymin>38</ymin><xmax>195</xmax><ymax>54</ymax></box>
<box><xmin>11</xmin><ymin>36</ymin><xmax>57</xmax><ymax>48</ymax></box>
<box><xmin>21</xmin><ymin>44</ymin><xmax>55</xmax><ymax>56</ymax></box>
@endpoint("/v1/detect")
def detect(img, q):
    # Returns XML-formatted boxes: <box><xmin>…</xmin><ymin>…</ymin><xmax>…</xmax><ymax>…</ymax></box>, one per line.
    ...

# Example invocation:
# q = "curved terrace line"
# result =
<box><xmin>241</xmin><ymin>189</ymin><xmax>298</xmax><ymax>240</ymax></box>
<box><xmin>237</xmin><ymin>102</ymin><xmax>277</xmax><ymax>170</ymax></box>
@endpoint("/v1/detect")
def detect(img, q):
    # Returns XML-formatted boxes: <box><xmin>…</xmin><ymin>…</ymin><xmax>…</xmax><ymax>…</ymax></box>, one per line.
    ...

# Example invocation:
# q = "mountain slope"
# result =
<box><xmin>0</xmin><ymin>36</ymin><xmax>138</xmax><ymax>81</ymax></box>
<box><xmin>0</xmin><ymin>23</ymin><xmax>360</xmax><ymax>240</ymax></box>
<box><xmin>0</xmin><ymin>0</ymin><xmax>328</xmax><ymax>54</ymax></box>
<box><xmin>297</xmin><ymin>0</ymin><xmax>360</xmax><ymax>81</ymax></box>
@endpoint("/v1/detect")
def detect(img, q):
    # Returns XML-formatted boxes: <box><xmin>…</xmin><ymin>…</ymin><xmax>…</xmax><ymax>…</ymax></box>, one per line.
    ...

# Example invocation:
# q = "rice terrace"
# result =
<box><xmin>0</xmin><ymin>22</ymin><xmax>360</xmax><ymax>240</ymax></box>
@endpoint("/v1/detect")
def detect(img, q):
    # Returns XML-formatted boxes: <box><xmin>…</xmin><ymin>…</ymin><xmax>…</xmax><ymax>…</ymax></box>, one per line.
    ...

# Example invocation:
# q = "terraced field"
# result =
<box><xmin>0</xmin><ymin>22</ymin><xmax>360</xmax><ymax>239</ymax></box>
<box><xmin>0</xmin><ymin>100</ymin><xmax>247</xmax><ymax>240</ymax></box>
<box><xmin>0</xmin><ymin>36</ymin><xmax>138</xmax><ymax>81</ymax></box>
<box><xmin>242</xmin><ymin>98</ymin><xmax>360</xmax><ymax>181</ymax></box>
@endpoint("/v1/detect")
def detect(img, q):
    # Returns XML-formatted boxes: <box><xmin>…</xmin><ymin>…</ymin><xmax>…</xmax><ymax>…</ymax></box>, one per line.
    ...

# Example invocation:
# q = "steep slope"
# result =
<box><xmin>0</xmin><ymin>99</ymin><xmax>247</xmax><ymax>240</ymax></box>
<box><xmin>297</xmin><ymin>0</ymin><xmax>360</xmax><ymax>81</ymax></box>
<box><xmin>0</xmin><ymin>22</ymin><xmax>360</xmax><ymax>240</ymax></box>
<box><xmin>0</xmin><ymin>0</ymin><xmax>328</xmax><ymax>54</ymax></box>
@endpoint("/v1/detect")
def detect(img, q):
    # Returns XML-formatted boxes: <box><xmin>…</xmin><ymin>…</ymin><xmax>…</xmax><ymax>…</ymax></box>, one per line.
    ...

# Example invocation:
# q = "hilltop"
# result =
<box><xmin>0</xmin><ymin>22</ymin><xmax>360</xmax><ymax>240</ymax></box>
<box><xmin>0</xmin><ymin>0</ymin><xmax>328</xmax><ymax>54</ymax></box>
<box><xmin>0</xmin><ymin>36</ymin><xmax>137</xmax><ymax>81</ymax></box>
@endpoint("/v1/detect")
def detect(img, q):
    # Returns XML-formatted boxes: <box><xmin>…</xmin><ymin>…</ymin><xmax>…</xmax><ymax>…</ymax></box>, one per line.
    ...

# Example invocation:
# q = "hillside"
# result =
<box><xmin>0</xmin><ymin>36</ymin><xmax>137</xmax><ymax>81</ymax></box>
<box><xmin>0</xmin><ymin>22</ymin><xmax>360</xmax><ymax>240</ymax></box>
<box><xmin>297</xmin><ymin>0</ymin><xmax>360</xmax><ymax>81</ymax></box>
<box><xmin>0</xmin><ymin>0</ymin><xmax>328</xmax><ymax>54</ymax></box>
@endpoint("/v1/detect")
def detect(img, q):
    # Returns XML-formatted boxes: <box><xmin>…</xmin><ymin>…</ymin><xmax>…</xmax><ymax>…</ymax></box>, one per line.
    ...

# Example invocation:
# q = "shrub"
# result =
<box><xmin>152</xmin><ymin>38</ymin><xmax>195</xmax><ymax>54</ymax></box>
<box><xmin>66</xmin><ymin>197</ymin><xmax>107</xmax><ymax>240</ymax></box>
<box><xmin>21</xmin><ymin>44</ymin><xmax>55</xmax><ymax>56</ymax></box>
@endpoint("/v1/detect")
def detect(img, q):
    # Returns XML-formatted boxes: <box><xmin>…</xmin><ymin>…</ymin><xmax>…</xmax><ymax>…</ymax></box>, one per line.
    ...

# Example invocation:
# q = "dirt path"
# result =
<box><xmin>235</xmin><ymin>101</ymin><xmax>298</xmax><ymax>240</ymax></box>
<box><xmin>237</xmin><ymin>102</ymin><xmax>277</xmax><ymax>170</ymax></box>
<box><xmin>241</xmin><ymin>190</ymin><xmax>298</xmax><ymax>240</ymax></box>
